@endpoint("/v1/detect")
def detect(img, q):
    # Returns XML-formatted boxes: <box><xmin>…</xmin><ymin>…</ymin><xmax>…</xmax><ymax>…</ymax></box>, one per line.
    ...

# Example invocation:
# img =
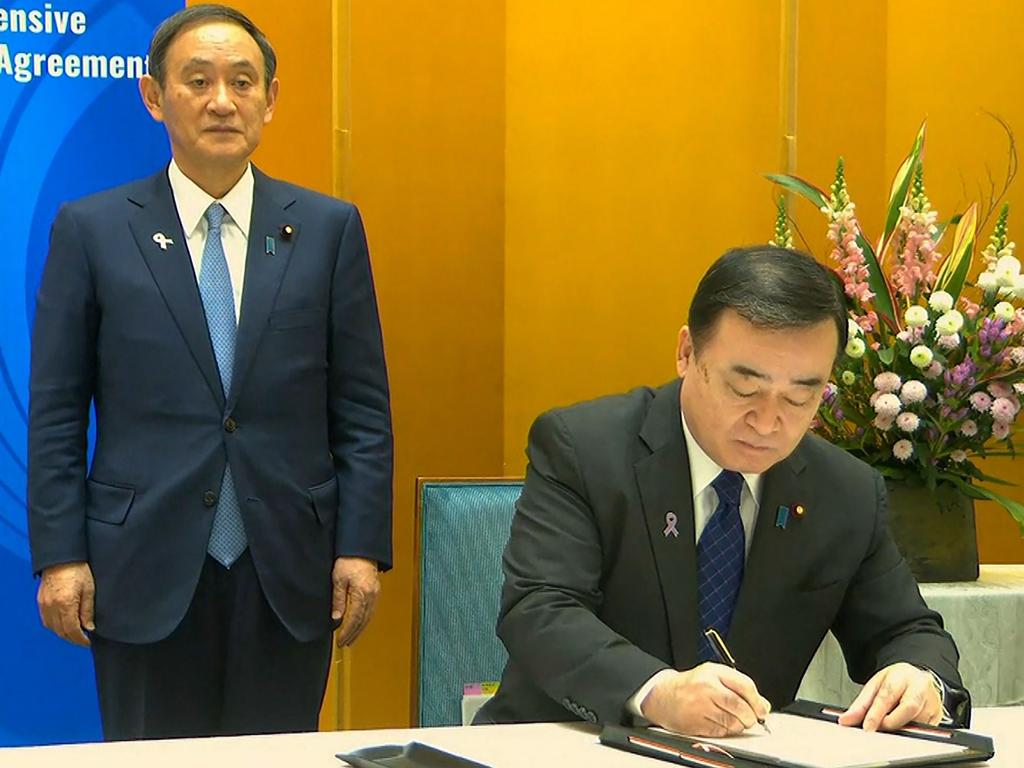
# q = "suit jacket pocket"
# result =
<box><xmin>269</xmin><ymin>306</ymin><xmax>326</xmax><ymax>330</ymax></box>
<box><xmin>85</xmin><ymin>479</ymin><xmax>136</xmax><ymax>525</ymax></box>
<box><xmin>796</xmin><ymin>575</ymin><xmax>846</xmax><ymax>595</ymax></box>
<box><xmin>308</xmin><ymin>476</ymin><xmax>339</xmax><ymax>526</ymax></box>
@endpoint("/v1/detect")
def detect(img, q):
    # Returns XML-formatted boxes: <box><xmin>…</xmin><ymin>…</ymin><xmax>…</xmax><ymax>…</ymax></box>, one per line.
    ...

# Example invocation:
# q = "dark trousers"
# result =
<box><xmin>91</xmin><ymin>551</ymin><xmax>333</xmax><ymax>740</ymax></box>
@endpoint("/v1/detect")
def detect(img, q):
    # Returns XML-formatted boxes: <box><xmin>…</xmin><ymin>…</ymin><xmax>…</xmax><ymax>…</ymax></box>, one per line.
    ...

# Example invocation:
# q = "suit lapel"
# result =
<box><xmin>635</xmin><ymin>380</ymin><xmax>700</xmax><ymax>669</ymax></box>
<box><xmin>127</xmin><ymin>171</ymin><xmax>224</xmax><ymax>409</ymax></box>
<box><xmin>728</xmin><ymin>442</ymin><xmax>816</xmax><ymax>668</ymax></box>
<box><xmin>228</xmin><ymin>169</ymin><xmax>299</xmax><ymax>409</ymax></box>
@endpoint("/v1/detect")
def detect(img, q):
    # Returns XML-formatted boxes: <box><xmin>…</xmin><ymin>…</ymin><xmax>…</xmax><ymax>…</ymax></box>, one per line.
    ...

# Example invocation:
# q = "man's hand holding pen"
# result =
<box><xmin>639</xmin><ymin>664</ymin><xmax>773</xmax><ymax>737</ymax></box>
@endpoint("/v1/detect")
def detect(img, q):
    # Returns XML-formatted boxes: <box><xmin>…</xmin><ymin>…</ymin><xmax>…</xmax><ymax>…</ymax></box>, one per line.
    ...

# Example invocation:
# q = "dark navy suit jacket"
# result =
<box><xmin>28</xmin><ymin>167</ymin><xmax>393</xmax><ymax>644</ymax></box>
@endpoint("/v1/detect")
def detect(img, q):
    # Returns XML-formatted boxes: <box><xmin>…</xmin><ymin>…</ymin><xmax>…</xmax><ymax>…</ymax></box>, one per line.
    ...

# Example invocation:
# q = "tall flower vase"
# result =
<box><xmin>884</xmin><ymin>480</ymin><xmax>980</xmax><ymax>583</ymax></box>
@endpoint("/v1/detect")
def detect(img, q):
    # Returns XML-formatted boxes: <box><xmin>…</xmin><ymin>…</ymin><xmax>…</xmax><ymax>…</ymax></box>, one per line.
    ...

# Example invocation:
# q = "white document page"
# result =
<box><xmin>658</xmin><ymin>712</ymin><xmax>970</xmax><ymax>768</ymax></box>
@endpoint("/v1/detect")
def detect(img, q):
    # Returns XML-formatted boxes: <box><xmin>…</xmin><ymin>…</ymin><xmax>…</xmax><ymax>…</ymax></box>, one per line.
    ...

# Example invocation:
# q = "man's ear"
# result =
<box><xmin>676</xmin><ymin>326</ymin><xmax>693</xmax><ymax>378</ymax></box>
<box><xmin>263</xmin><ymin>77</ymin><xmax>280</xmax><ymax>125</ymax></box>
<box><xmin>139</xmin><ymin>75</ymin><xmax>165</xmax><ymax>123</ymax></box>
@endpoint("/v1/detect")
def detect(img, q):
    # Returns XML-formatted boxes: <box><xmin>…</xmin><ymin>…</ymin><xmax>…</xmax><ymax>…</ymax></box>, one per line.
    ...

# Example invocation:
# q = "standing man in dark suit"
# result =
<box><xmin>28</xmin><ymin>4</ymin><xmax>392</xmax><ymax>740</ymax></box>
<box><xmin>477</xmin><ymin>246</ymin><xmax>970</xmax><ymax>735</ymax></box>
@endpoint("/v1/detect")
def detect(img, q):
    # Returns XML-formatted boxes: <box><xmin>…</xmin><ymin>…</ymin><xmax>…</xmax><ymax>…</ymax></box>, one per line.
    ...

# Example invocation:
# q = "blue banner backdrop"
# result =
<box><xmin>0</xmin><ymin>0</ymin><xmax>181</xmax><ymax>747</ymax></box>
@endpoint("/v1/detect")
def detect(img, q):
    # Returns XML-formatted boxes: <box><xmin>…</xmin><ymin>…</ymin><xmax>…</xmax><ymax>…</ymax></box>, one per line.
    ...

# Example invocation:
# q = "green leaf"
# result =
<box><xmin>935</xmin><ymin>203</ymin><xmax>978</xmax><ymax>299</ymax></box>
<box><xmin>969</xmin><ymin>470</ymin><xmax>1017</xmax><ymax>486</ymax></box>
<box><xmin>855</xmin><ymin>233</ymin><xmax>897</xmax><ymax>324</ymax></box>
<box><xmin>941</xmin><ymin>474</ymin><xmax>1024</xmax><ymax>536</ymax></box>
<box><xmin>880</xmin><ymin>122</ymin><xmax>927</xmax><ymax>253</ymax></box>
<box><xmin>877</xmin><ymin>347</ymin><xmax>895</xmax><ymax>365</ymax></box>
<box><xmin>765</xmin><ymin>174</ymin><xmax>829</xmax><ymax>210</ymax></box>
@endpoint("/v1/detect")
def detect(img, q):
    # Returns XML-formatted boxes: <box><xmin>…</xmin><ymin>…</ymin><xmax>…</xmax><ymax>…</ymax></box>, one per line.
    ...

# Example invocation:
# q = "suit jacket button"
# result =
<box><xmin>224</xmin><ymin>417</ymin><xmax>237</xmax><ymax>433</ymax></box>
<box><xmin>203</xmin><ymin>490</ymin><xmax>217</xmax><ymax>507</ymax></box>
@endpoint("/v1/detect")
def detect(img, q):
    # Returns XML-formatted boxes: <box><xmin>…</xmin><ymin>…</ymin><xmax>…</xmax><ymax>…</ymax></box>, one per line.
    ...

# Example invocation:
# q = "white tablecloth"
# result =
<box><xmin>1</xmin><ymin>708</ymin><xmax>1018</xmax><ymax>767</ymax></box>
<box><xmin>798</xmin><ymin>564</ymin><xmax>1024</xmax><ymax>707</ymax></box>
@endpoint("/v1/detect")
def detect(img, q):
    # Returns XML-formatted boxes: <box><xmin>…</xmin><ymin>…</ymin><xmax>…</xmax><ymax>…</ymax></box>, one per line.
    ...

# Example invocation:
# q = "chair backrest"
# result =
<box><xmin>414</xmin><ymin>479</ymin><xmax>523</xmax><ymax>727</ymax></box>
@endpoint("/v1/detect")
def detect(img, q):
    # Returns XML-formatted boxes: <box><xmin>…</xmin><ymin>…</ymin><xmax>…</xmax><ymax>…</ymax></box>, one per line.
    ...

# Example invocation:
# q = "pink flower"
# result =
<box><xmin>991</xmin><ymin>398</ymin><xmax>1020</xmax><ymax>421</ymax></box>
<box><xmin>899</xmin><ymin>380</ymin><xmax>928</xmax><ymax>404</ymax></box>
<box><xmin>924</xmin><ymin>361</ymin><xmax>944</xmax><ymax>379</ymax></box>
<box><xmin>873</xmin><ymin>393</ymin><xmax>902</xmax><ymax>418</ymax></box>
<box><xmin>874</xmin><ymin>372</ymin><xmax>902</xmax><ymax>393</ymax></box>
<box><xmin>950</xmin><ymin>449</ymin><xmax>968</xmax><ymax>463</ymax></box>
<box><xmin>970</xmin><ymin>392</ymin><xmax>993</xmax><ymax>412</ymax></box>
<box><xmin>857</xmin><ymin>312</ymin><xmax>879</xmax><ymax>333</ymax></box>
<box><xmin>989</xmin><ymin>381</ymin><xmax>1015</xmax><ymax>398</ymax></box>
<box><xmin>893</xmin><ymin>439</ymin><xmax>914</xmax><ymax>461</ymax></box>
<box><xmin>896</xmin><ymin>412</ymin><xmax>920</xmax><ymax>432</ymax></box>
<box><xmin>960</xmin><ymin>419</ymin><xmax>978</xmax><ymax>437</ymax></box>
<box><xmin>936</xmin><ymin>333</ymin><xmax>961</xmax><ymax>350</ymax></box>
<box><xmin>992</xmin><ymin>421</ymin><xmax>1011</xmax><ymax>440</ymax></box>
<box><xmin>891</xmin><ymin>201</ymin><xmax>942</xmax><ymax>299</ymax></box>
<box><xmin>960</xmin><ymin>297</ymin><xmax>981</xmax><ymax>319</ymax></box>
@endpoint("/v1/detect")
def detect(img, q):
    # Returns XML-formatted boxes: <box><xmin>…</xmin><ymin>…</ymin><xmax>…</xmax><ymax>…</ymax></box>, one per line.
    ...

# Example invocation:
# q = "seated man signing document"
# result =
<box><xmin>476</xmin><ymin>246</ymin><xmax>970</xmax><ymax>736</ymax></box>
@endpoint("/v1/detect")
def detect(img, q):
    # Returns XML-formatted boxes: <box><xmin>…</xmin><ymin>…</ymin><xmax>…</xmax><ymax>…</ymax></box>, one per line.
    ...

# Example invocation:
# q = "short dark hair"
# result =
<box><xmin>148</xmin><ymin>4</ymin><xmax>277</xmax><ymax>90</ymax></box>
<box><xmin>688</xmin><ymin>245</ymin><xmax>849</xmax><ymax>356</ymax></box>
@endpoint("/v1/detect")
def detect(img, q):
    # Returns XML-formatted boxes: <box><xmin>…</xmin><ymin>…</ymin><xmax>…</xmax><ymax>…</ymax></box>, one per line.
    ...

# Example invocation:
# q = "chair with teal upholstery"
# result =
<box><xmin>414</xmin><ymin>479</ymin><xmax>522</xmax><ymax>727</ymax></box>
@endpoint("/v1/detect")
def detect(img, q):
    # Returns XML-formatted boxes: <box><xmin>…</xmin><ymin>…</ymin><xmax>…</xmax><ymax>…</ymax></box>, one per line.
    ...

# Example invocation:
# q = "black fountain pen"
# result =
<box><xmin>703</xmin><ymin>628</ymin><xmax>772</xmax><ymax>734</ymax></box>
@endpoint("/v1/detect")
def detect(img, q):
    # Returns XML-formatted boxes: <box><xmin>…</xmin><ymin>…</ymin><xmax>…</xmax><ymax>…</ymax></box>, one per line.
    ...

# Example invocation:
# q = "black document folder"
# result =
<box><xmin>336</xmin><ymin>741</ymin><xmax>492</xmax><ymax>768</ymax></box>
<box><xmin>600</xmin><ymin>699</ymin><xmax>995</xmax><ymax>768</ymax></box>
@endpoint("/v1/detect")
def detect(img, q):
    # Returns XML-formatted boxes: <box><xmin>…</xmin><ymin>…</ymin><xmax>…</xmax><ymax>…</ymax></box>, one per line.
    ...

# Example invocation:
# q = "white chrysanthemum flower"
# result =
<box><xmin>995</xmin><ymin>255</ymin><xmax>1022</xmax><ymax>287</ymax></box>
<box><xmin>841</xmin><ymin>370</ymin><xmax>856</xmax><ymax>385</ymax></box>
<box><xmin>1014</xmin><ymin>382</ymin><xmax>1024</xmax><ymax>395</ymax></box>
<box><xmin>909</xmin><ymin>345</ymin><xmax>933</xmax><ymax>369</ymax></box>
<box><xmin>977</xmin><ymin>271</ymin><xmax>998</xmax><ymax>291</ymax></box>
<box><xmin>873</xmin><ymin>393</ymin><xmax>902</xmax><ymax>418</ymax></box>
<box><xmin>845</xmin><ymin>337</ymin><xmax>866</xmax><ymax>359</ymax></box>
<box><xmin>874</xmin><ymin>372</ymin><xmax>902</xmax><ymax>393</ymax></box>
<box><xmin>935</xmin><ymin>310</ymin><xmax>964</xmax><ymax>335</ymax></box>
<box><xmin>896</xmin><ymin>412</ymin><xmax>920</xmax><ymax>432</ymax></box>
<box><xmin>992</xmin><ymin>421</ymin><xmax>1011</xmax><ymax>440</ymax></box>
<box><xmin>924</xmin><ymin>361</ymin><xmax>944</xmax><ymax>379</ymax></box>
<box><xmin>960</xmin><ymin>420</ymin><xmax>978</xmax><ymax>437</ymax></box>
<box><xmin>900</xmin><ymin>380</ymin><xmax>927</xmax><ymax>404</ymax></box>
<box><xmin>892</xmin><ymin>439</ymin><xmax>914</xmax><ymax>461</ymax></box>
<box><xmin>994</xmin><ymin>301</ymin><xmax>1016</xmax><ymax>321</ymax></box>
<box><xmin>936</xmin><ymin>333</ymin><xmax>961</xmax><ymax>350</ymax></box>
<box><xmin>1012</xmin><ymin>273</ymin><xmax>1024</xmax><ymax>299</ymax></box>
<box><xmin>950</xmin><ymin>449</ymin><xmax>968</xmax><ymax>463</ymax></box>
<box><xmin>904</xmin><ymin>305</ymin><xmax>929</xmax><ymax>328</ymax></box>
<box><xmin>873</xmin><ymin>415</ymin><xmax>894</xmax><ymax>431</ymax></box>
<box><xmin>928</xmin><ymin>291</ymin><xmax>954</xmax><ymax>312</ymax></box>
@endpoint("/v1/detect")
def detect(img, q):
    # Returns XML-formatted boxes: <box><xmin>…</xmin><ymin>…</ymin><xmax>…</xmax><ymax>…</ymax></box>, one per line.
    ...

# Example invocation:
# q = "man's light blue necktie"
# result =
<box><xmin>199</xmin><ymin>203</ymin><xmax>247</xmax><ymax>567</ymax></box>
<box><xmin>696</xmin><ymin>469</ymin><xmax>746</xmax><ymax>662</ymax></box>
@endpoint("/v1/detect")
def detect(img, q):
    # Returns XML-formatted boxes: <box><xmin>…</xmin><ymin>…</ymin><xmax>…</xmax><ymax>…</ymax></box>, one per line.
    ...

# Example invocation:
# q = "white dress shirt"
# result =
<box><xmin>167</xmin><ymin>160</ymin><xmax>254</xmax><ymax>321</ymax></box>
<box><xmin>626</xmin><ymin>404</ymin><xmax>764</xmax><ymax>718</ymax></box>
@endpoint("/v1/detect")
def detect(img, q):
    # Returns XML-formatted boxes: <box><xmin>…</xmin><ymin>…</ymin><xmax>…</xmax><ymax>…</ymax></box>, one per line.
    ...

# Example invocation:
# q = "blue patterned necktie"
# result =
<box><xmin>696</xmin><ymin>470</ymin><xmax>746</xmax><ymax>662</ymax></box>
<box><xmin>199</xmin><ymin>203</ymin><xmax>247</xmax><ymax>567</ymax></box>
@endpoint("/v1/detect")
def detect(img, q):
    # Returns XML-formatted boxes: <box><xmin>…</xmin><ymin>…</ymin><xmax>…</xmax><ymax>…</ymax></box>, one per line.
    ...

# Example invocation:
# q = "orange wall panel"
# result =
<box><xmin>503</xmin><ymin>1</ymin><xmax>784</xmax><ymax>472</ymax></box>
<box><xmin>346</xmin><ymin>1</ymin><xmax>506</xmax><ymax>727</ymax></box>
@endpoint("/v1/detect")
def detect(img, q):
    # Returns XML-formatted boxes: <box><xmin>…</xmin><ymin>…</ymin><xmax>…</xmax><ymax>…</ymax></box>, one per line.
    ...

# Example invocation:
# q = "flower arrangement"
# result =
<box><xmin>768</xmin><ymin>124</ymin><xmax>1024</xmax><ymax>532</ymax></box>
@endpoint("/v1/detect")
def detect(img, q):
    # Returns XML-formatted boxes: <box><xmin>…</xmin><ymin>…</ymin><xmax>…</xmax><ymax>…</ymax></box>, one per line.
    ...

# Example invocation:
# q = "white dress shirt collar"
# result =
<box><xmin>167</xmin><ymin>160</ymin><xmax>254</xmax><ymax>239</ymax></box>
<box><xmin>680</xmin><ymin>401</ymin><xmax>763</xmax><ymax>505</ymax></box>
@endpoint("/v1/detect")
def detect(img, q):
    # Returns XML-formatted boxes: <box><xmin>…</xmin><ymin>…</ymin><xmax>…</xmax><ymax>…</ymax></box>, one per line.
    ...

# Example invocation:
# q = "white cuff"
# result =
<box><xmin>627</xmin><ymin>669</ymin><xmax>676</xmax><ymax>720</ymax></box>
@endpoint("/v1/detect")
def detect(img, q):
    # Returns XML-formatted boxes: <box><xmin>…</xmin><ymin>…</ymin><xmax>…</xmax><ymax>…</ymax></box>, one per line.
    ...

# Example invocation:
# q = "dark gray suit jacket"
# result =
<box><xmin>477</xmin><ymin>380</ymin><xmax>966</xmax><ymax>726</ymax></box>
